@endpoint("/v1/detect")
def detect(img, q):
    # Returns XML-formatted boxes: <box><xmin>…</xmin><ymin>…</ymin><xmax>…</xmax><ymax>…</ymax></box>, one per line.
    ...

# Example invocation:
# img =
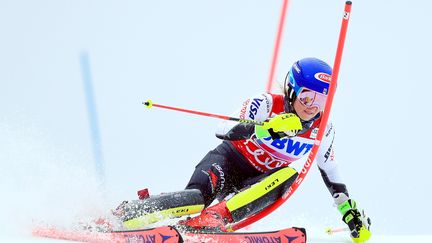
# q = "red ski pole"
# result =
<box><xmin>231</xmin><ymin>1</ymin><xmax>353</xmax><ymax>231</ymax></box>
<box><xmin>143</xmin><ymin>100</ymin><xmax>265</xmax><ymax>126</ymax></box>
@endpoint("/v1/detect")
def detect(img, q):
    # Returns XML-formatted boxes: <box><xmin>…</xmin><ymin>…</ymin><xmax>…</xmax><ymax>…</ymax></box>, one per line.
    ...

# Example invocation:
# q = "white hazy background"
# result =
<box><xmin>1</xmin><ymin>0</ymin><xmax>431</xmax><ymax>240</ymax></box>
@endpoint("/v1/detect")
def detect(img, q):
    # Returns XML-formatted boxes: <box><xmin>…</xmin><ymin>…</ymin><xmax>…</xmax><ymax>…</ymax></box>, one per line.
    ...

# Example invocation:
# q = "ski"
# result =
<box><xmin>33</xmin><ymin>225</ymin><xmax>306</xmax><ymax>243</ymax></box>
<box><xmin>32</xmin><ymin>225</ymin><xmax>181</xmax><ymax>243</ymax></box>
<box><xmin>182</xmin><ymin>227</ymin><xmax>306</xmax><ymax>243</ymax></box>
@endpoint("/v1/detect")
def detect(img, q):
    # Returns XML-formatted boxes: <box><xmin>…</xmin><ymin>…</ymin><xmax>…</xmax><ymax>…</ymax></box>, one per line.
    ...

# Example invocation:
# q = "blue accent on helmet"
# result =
<box><xmin>289</xmin><ymin>57</ymin><xmax>332</xmax><ymax>96</ymax></box>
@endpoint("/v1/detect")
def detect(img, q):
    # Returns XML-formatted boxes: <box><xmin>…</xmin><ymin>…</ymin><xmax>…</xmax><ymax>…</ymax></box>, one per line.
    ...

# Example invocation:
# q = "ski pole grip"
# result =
<box><xmin>143</xmin><ymin>100</ymin><xmax>153</xmax><ymax>108</ymax></box>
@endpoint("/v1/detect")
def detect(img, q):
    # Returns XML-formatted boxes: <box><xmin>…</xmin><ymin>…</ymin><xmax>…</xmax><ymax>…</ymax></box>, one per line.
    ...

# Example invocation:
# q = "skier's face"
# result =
<box><xmin>293</xmin><ymin>98</ymin><xmax>320</xmax><ymax>121</ymax></box>
<box><xmin>297</xmin><ymin>89</ymin><xmax>326</xmax><ymax>109</ymax></box>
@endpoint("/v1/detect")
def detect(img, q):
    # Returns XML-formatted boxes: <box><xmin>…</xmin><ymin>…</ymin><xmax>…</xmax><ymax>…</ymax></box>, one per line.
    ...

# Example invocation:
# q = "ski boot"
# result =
<box><xmin>334</xmin><ymin>193</ymin><xmax>371</xmax><ymax>243</ymax></box>
<box><xmin>178</xmin><ymin>200</ymin><xmax>233</xmax><ymax>233</ymax></box>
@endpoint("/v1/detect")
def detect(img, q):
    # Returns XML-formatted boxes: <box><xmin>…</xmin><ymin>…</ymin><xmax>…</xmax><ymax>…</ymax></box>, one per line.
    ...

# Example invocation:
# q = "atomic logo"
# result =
<box><xmin>285</xmin><ymin>235</ymin><xmax>299</xmax><ymax>243</ymax></box>
<box><xmin>160</xmin><ymin>233</ymin><xmax>173</xmax><ymax>243</ymax></box>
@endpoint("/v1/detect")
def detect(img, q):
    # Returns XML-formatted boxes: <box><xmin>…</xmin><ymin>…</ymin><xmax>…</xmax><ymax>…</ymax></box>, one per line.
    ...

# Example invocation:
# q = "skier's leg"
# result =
<box><xmin>119</xmin><ymin>189</ymin><xmax>205</xmax><ymax>229</ymax></box>
<box><xmin>182</xmin><ymin>166</ymin><xmax>298</xmax><ymax>231</ymax></box>
<box><xmin>185</xmin><ymin>151</ymin><xmax>244</xmax><ymax>207</ymax></box>
<box><xmin>118</xmin><ymin>145</ymin><xmax>238</xmax><ymax>230</ymax></box>
<box><xmin>226</xmin><ymin>166</ymin><xmax>298</xmax><ymax>222</ymax></box>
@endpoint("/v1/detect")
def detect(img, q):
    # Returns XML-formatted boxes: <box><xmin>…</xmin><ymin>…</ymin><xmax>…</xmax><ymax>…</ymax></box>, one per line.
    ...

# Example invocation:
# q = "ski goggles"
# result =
<box><xmin>297</xmin><ymin>88</ymin><xmax>327</xmax><ymax>111</ymax></box>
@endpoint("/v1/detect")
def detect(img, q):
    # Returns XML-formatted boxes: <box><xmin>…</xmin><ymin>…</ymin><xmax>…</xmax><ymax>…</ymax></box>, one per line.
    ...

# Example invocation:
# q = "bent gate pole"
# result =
<box><xmin>231</xmin><ymin>1</ymin><xmax>353</xmax><ymax>231</ymax></box>
<box><xmin>266</xmin><ymin>0</ymin><xmax>290</xmax><ymax>93</ymax></box>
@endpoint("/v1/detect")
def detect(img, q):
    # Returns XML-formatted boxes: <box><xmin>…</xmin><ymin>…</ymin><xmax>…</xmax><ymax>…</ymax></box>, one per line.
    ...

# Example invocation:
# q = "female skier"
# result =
<box><xmin>114</xmin><ymin>57</ymin><xmax>371</xmax><ymax>243</ymax></box>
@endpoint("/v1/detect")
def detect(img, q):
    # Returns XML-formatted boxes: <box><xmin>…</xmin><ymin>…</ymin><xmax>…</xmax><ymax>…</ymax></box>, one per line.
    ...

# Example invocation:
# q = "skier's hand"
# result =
<box><xmin>337</xmin><ymin>196</ymin><xmax>372</xmax><ymax>243</ymax></box>
<box><xmin>262</xmin><ymin>113</ymin><xmax>302</xmax><ymax>136</ymax></box>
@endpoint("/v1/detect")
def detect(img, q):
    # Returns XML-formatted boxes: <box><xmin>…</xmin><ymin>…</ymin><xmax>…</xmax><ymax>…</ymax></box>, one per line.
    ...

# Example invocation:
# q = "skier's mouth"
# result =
<box><xmin>304</xmin><ymin>109</ymin><xmax>315</xmax><ymax>115</ymax></box>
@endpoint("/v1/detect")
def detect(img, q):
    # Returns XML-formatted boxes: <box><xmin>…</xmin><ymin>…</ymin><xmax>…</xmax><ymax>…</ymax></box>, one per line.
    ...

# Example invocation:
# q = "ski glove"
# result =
<box><xmin>256</xmin><ymin>113</ymin><xmax>302</xmax><ymax>139</ymax></box>
<box><xmin>336</xmin><ymin>194</ymin><xmax>372</xmax><ymax>243</ymax></box>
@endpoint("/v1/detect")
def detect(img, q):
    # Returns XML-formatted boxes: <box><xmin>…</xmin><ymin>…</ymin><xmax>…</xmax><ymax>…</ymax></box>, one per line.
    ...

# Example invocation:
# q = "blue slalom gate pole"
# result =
<box><xmin>80</xmin><ymin>51</ymin><xmax>105</xmax><ymax>187</ymax></box>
